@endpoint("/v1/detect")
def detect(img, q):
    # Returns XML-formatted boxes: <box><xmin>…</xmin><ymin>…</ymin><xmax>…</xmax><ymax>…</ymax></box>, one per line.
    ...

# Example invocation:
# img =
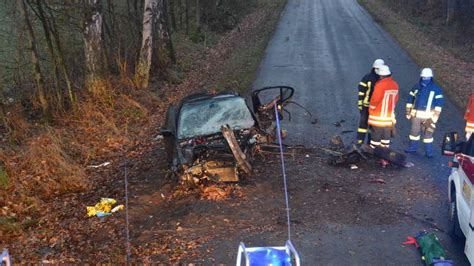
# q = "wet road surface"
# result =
<box><xmin>250</xmin><ymin>0</ymin><xmax>469</xmax><ymax>265</ymax></box>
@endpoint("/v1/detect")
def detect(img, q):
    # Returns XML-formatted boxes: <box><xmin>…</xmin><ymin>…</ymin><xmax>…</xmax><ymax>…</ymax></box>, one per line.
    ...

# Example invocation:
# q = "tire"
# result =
<box><xmin>448</xmin><ymin>188</ymin><xmax>464</xmax><ymax>239</ymax></box>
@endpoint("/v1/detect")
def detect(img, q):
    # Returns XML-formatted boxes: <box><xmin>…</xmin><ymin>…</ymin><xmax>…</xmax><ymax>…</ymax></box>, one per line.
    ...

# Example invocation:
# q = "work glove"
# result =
<box><xmin>423</xmin><ymin>118</ymin><xmax>436</xmax><ymax>134</ymax></box>
<box><xmin>358</xmin><ymin>105</ymin><xmax>362</xmax><ymax>111</ymax></box>
<box><xmin>432</xmin><ymin>111</ymin><xmax>441</xmax><ymax>123</ymax></box>
<box><xmin>405</xmin><ymin>108</ymin><xmax>412</xmax><ymax>120</ymax></box>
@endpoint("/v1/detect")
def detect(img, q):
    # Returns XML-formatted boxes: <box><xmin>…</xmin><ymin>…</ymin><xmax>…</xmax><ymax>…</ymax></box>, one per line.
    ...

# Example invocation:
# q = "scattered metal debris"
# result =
<box><xmin>369</xmin><ymin>179</ymin><xmax>386</xmax><ymax>184</ymax></box>
<box><xmin>87</xmin><ymin>162</ymin><xmax>111</xmax><ymax>168</ymax></box>
<box><xmin>321</xmin><ymin>136</ymin><xmax>411</xmax><ymax>167</ymax></box>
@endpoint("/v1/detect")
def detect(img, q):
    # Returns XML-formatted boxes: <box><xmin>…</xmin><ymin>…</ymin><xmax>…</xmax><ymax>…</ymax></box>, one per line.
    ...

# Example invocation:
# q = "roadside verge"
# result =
<box><xmin>358</xmin><ymin>0</ymin><xmax>473</xmax><ymax>108</ymax></box>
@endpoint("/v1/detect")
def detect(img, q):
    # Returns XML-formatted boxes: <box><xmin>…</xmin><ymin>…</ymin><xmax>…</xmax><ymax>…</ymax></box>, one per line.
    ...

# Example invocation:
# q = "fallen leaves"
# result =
<box><xmin>201</xmin><ymin>185</ymin><xmax>233</xmax><ymax>201</ymax></box>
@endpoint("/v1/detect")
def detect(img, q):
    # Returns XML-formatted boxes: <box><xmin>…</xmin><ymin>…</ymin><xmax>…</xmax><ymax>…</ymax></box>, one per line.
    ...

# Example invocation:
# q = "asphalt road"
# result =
<box><xmin>251</xmin><ymin>0</ymin><xmax>469</xmax><ymax>265</ymax></box>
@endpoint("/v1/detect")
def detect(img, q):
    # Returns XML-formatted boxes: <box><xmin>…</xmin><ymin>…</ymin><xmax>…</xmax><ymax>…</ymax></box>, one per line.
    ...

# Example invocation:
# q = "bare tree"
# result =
<box><xmin>158</xmin><ymin>0</ymin><xmax>176</xmax><ymax>64</ymax></box>
<box><xmin>45</xmin><ymin>3</ymin><xmax>75</xmax><ymax>105</ymax></box>
<box><xmin>195</xmin><ymin>0</ymin><xmax>201</xmax><ymax>33</ymax></box>
<box><xmin>169</xmin><ymin>0</ymin><xmax>177</xmax><ymax>30</ymax></box>
<box><xmin>17</xmin><ymin>0</ymin><xmax>48</xmax><ymax>112</ymax></box>
<box><xmin>135</xmin><ymin>0</ymin><xmax>159</xmax><ymax>89</ymax></box>
<box><xmin>185</xmin><ymin>0</ymin><xmax>189</xmax><ymax>35</ymax></box>
<box><xmin>83</xmin><ymin>0</ymin><xmax>107</xmax><ymax>94</ymax></box>
<box><xmin>31</xmin><ymin>0</ymin><xmax>63</xmax><ymax>108</ymax></box>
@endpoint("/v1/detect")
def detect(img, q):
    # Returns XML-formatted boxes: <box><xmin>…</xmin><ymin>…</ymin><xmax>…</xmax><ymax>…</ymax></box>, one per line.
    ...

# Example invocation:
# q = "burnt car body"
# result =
<box><xmin>161</xmin><ymin>86</ymin><xmax>294</xmax><ymax>185</ymax></box>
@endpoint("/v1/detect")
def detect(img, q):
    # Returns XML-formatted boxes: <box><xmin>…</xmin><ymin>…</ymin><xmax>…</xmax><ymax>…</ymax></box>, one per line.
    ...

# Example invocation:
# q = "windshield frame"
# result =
<box><xmin>177</xmin><ymin>95</ymin><xmax>256</xmax><ymax>140</ymax></box>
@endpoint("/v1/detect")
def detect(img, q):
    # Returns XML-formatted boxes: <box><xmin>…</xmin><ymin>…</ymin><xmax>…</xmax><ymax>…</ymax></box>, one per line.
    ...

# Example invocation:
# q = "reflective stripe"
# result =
<box><xmin>358</xmin><ymin>100</ymin><xmax>363</xmax><ymax>104</ymax></box>
<box><xmin>434</xmin><ymin>106</ymin><xmax>442</xmax><ymax>112</ymax></box>
<box><xmin>409</xmin><ymin>91</ymin><xmax>416</xmax><ymax>96</ymax></box>
<box><xmin>423</xmin><ymin>138</ymin><xmax>434</xmax><ymax>143</ymax></box>
<box><xmin>359</xmin><ymin>82</ymin><xmax>367</xmax><ymax>87</ymax></box>
<box><xmin>357</xmin><ymin>140</ymin><xmax>364</xmax><ymax>144</ymax></box>
<box><xmin>368</xmin><ymin>120</ymin><xmax>393</xmax><ymax>127</ymax></box>
<box><xmin>368</xmin><ymin>114</ymin><xmax>394</xmax><ymax>127</ymax></box>
<box><xmin>363</xmin><ymin>81</ymin><xmax>372</xmax><ymax>105</ymax></box>
<box><xmin>406</xmin><ymin>103</ymin><xmax>413</xmax><ymax>108</ymax></box>
<box><xmin>370</xmin><ymin>140</ymin><xmax>381</xmax><ymax>146</ymax></box>
<box><xmin>359</xmin><ymin>92</ymin><xmax>365</xmax><ymax>96</ymax></box>
<box><xmin>409</xmin><ymin>135</ymin><xmax>421</xmax><ymax>141</ymax></box>
<box><xmin>466</xmin><ymin>122</ymin><xmax>474</xmax><ymax>131</ymax></box>
<box><xmin>425</xmin><ymin>91</ymin><xmax>435</xmax><ymax>112</ymax></box>
<box><xmin>358</xmin><ymin>128</ymin><xmax>368</xmax><ymax>133</ymax></box>
<box><xmin>414</xmin><ymin>110</ymin><xmax>433</xmax><ymax>119</ymax></box>
<box><xmin>435</xmin><ymin>95</ymin><xmax>443</xmax><ymax>99</ymax></box>
<box><xmin>381</xmin><ymin>139</ymin><xmax>390</xmax><ymax>144</ymax></box>
<box><xmin>368</xmin><ymin>115</ymin><xmax>394</xmax><ymax>122</ymax></box>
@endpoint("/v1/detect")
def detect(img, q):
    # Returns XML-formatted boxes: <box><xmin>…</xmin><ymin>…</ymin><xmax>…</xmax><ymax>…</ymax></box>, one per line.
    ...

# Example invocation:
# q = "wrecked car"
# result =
<box><xmin>160</xmin><ymin>86</ymin><xmax>294</xmax><ymax>185</ymax></box>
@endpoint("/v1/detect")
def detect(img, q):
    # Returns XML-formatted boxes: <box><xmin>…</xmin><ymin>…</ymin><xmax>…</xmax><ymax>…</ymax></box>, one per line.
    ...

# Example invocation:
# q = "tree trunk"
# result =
<box><xmin>33</xmin><ymin>0</ymin><xmax>63</xmax><ymax>109</ymax></box>
<box><xmin>446</xmin><ymin>0</ymin><xmax>461</xmax><ymax>25</ymax></box>
<box><xmin>158</xmin><ymin>0</ymin><xmax>176</xmax><ymax>64</ymax></box>
<box><xmin>169</xmin><ymin>0</ymin><xmax>177</xmax><ymax>30</ymax></box>
<box><xmin>195</xmin><ymin>0</ymin><xmax>200</xmax><ymax>33</ymax></box>
<box><xmin>135</xmin><ymin>0</ymin><xmax>159</xmax><ymax>89</ymax></box>
<box><xmin>18</xmin><ymin>0</ymin><xmax>48</xmax><ymax>113</ymax></box>
<box><xmin>185</xmin><ymin>0</ymin><xmax>189</xmax><ymax>35</ymax></box>
<box><xmin>178</xmin><ymin>0</ymin><xmax>183</xmax><ymax>28</ymax></box>
<box><xmin>46</xmin><ymin>3</ymin><xmax>74</xmax><ymax>106</ymax></box>
<box><xmin>83</xmin><ymin>0</ymin><xmax>107</xmax><ymax>94</ymax></box>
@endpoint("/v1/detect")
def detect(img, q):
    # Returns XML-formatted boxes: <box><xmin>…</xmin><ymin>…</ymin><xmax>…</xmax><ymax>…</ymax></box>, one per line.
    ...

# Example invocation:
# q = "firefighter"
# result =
<box><xmin>404</xmin><ymin>68</ymin><xmax>444</xmax><ymax>158</ymax></box>
<box><xmin>356</xmin><ymin>59</ymin><xmax>385</xmax><ymax>146</ymax></box>
<box><xmin>368</xmin><ymin>65</ymin><xmax>399</xmax><ymax>167</ymax></box>
<box><xmin>465</xmin><ymin>93</ymin><xmax>474</xmax><ymax>140</ymax></box>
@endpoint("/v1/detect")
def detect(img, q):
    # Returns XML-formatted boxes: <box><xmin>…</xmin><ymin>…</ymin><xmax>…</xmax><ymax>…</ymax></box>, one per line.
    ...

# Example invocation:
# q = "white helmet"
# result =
<box><xmin>420</xmin><ymin>68</ymin><xmax>433</xmax><ymax>78</ymax></box>
<box><xmin>372</xmin><ymin>59</ymin><xmax>385</xmax><ymax>69</ymax></box>
<box><xmin>378</xmin><ymin>65</ymin><xmax>391</xmax><ymax>76</ymax></box>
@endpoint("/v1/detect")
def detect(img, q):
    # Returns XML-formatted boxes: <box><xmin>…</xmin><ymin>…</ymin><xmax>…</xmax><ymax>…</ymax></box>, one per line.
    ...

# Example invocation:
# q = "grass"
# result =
<box><xmin>0</xmin><ymin>166</ymin><xmax>9</xmax><ymax>189</ymax></box>
<box><xmin>213</xmin><ymin>0</ymin><xmax>287</xmax><ymax>94</ymax></box>
<box><xmin>358</xmin><ymin>0</ymin><xmax>473</xmax><ymax>108</ymax></box>
<box><xmin>0</xmin><ymin>216</ymin><xmax>20</xmax><ymax>233</ymax></box>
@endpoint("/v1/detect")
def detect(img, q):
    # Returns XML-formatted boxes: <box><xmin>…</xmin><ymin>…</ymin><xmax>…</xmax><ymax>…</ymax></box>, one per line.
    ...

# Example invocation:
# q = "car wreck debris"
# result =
<box><xmin>222</xmin><ymin>124</ymin><xmax>252</xmax><ymax>176</ymax></box>
<box><xmin>161</xmin><ymin>86</ymin><xmax>296</xmax><ymax>186</ymax></box>
<box><xmin>322</xmin><ymin>135</ymin><xmax>410</xmax><ymax>167</ymax></box>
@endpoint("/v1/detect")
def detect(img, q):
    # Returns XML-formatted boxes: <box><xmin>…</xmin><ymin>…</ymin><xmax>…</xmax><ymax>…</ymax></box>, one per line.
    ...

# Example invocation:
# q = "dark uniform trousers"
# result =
<box><xmin>357</xmin><ymin>107</ymin><xmax>370</xmax><ymax>144</ymax></box>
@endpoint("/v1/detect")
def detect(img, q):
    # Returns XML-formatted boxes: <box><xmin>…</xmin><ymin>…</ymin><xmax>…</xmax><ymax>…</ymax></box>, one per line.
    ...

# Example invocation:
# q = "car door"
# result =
<box><xmin>459</xmin><ymin>136</ymin><xmax>474</xmax><ymax>237</ymax></box>
<box><xmin>161</xmin><ymin>106</ymin><xmax>177</xmax><ymax>164</ymax></box>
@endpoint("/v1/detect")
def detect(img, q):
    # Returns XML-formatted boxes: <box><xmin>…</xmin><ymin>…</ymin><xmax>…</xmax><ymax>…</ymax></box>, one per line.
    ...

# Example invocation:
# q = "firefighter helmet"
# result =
<box><xmin>372</xmin><ymin>59</ymin><xmax>385</xmax><ymax>69</ymax></box>
<box><xmin>378</xmin><ymin>65</ymin><xmax>391</xmax><ymax>76</ymax></box>
<box><xmin>420</xmin><ymin>68</ymin><xmax>433</xmax><ymax>78</ymax></box>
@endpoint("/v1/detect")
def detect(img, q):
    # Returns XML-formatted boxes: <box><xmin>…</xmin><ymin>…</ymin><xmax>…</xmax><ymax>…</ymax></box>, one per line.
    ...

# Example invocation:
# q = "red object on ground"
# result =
<box><xmin>403</xmin><ymin>236</ymin><xmax>419</xmax><ymax>248</ymax></box>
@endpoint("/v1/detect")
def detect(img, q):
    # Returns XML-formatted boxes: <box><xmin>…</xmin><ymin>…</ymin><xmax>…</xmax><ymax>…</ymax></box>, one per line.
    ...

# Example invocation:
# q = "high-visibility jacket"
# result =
<box><xmin>368</xmin><ymin>76</ymin><xmax>399</xmax><ymax>127</ymax></box>
<box><xmin>465</xmin><ymin>94</ymin><xmax>474</xmax><ymax>133</ymax></box>
<box><xmin>358</xmin><ymin>70</ymin><xmax>379</xmax><ymax>109</ymax></box>
<box><xmin>406</xmin><ymin>80</ymin><xmax>444</xmax><ymax>119</ymax></box>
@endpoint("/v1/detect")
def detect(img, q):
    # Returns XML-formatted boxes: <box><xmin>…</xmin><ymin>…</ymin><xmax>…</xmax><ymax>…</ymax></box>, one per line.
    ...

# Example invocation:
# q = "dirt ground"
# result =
<box><xmin>1</xmin><ymin>0</ymin><xmax>471</xmax><ymax>264</ymax></box>
<box><xmin>121</xmin><ymin>140</ymin><xmax>455</xmax><ymax>264</ymax></box>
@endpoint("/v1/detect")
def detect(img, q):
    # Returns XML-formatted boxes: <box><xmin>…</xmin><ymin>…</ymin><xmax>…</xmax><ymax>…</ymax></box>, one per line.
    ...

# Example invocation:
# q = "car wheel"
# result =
<box><xmin>448</xmin><ymin>189</ymin><xmax>464</xmax><ymax>239</ymax></box>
